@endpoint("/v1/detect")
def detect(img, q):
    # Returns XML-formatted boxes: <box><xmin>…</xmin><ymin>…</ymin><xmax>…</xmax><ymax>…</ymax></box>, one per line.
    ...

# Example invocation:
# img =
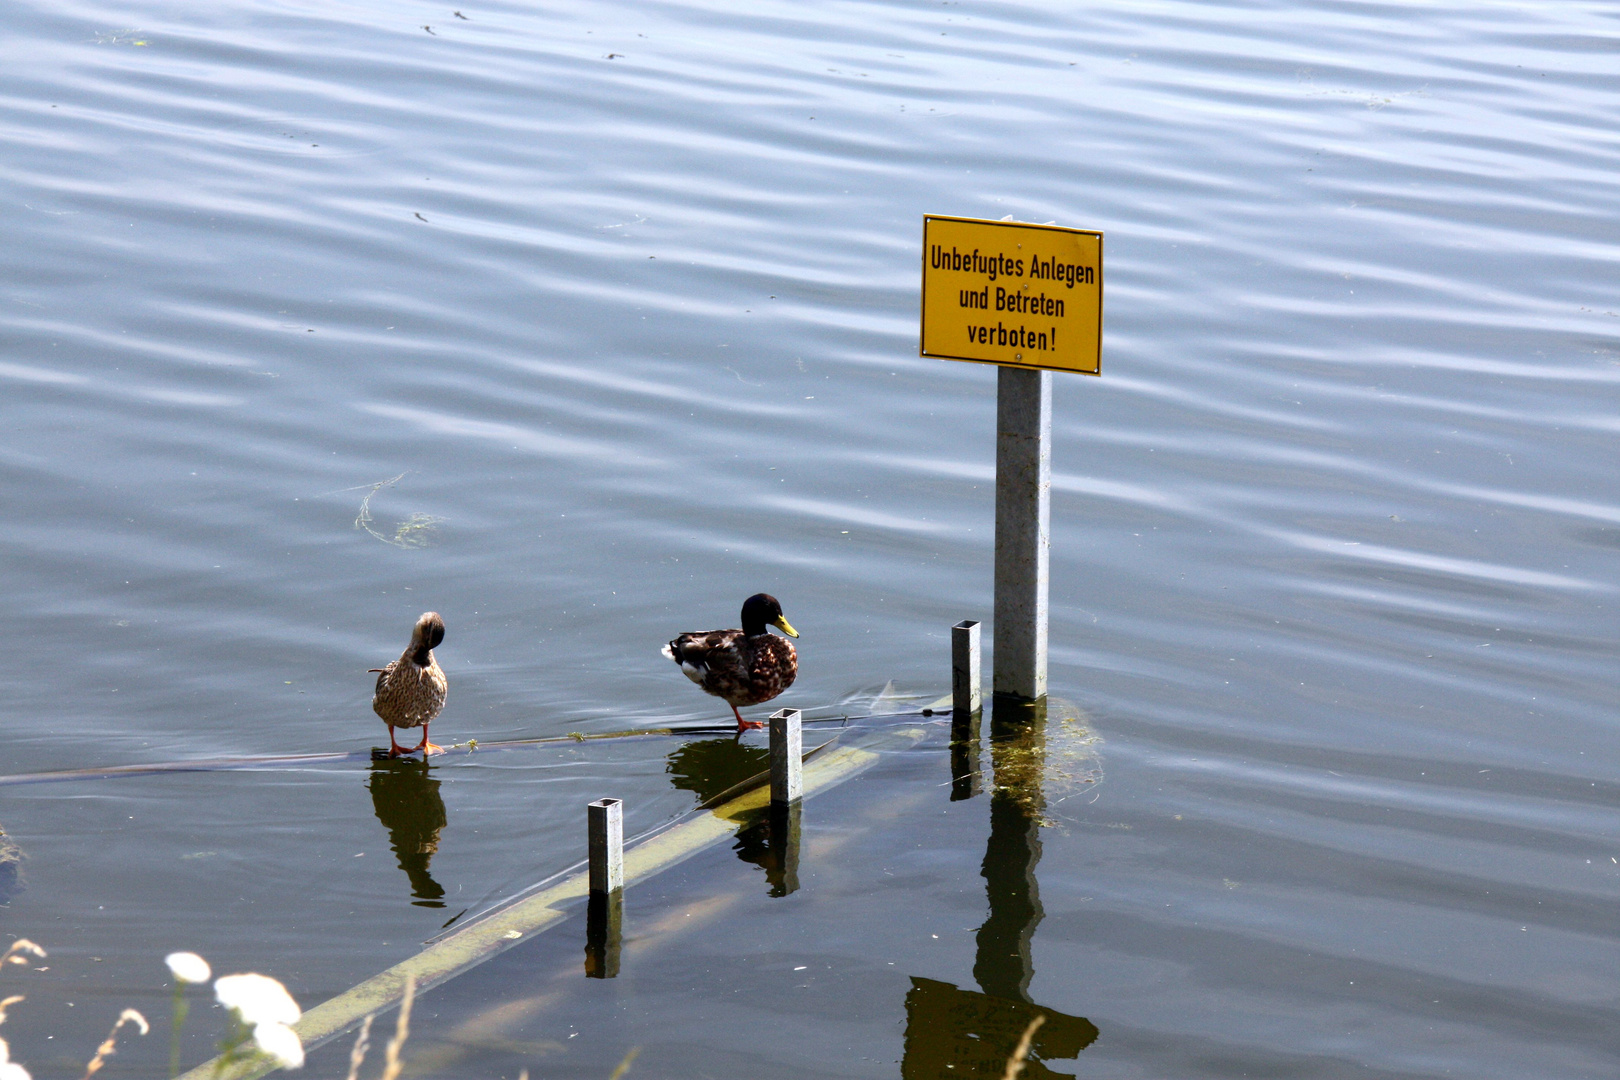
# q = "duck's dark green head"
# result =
<box><xmin>741</xmin><ymin>593</ymin><xmax>797</xmax><ymax>638</ymax></box>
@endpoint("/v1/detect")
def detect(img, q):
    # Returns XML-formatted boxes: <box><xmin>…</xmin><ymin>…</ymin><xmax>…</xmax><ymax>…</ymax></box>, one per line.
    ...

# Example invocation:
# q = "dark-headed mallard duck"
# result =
<box><xmin>662</xmin><ymin>593</ymin><xmax>798</xmax><ymax>731</ymax></box>
<box><xmin>369</xmin><ymin>611</ymin><xmax>448</xmax><ymax>757</ymax></box>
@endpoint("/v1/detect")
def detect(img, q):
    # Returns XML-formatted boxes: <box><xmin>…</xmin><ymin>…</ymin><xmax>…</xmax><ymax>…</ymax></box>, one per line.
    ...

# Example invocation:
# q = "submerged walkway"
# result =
<box><xmin>289</xmin><ymin>700</ymin><xmax>1101</xmax><ymax>1080</ymax></box>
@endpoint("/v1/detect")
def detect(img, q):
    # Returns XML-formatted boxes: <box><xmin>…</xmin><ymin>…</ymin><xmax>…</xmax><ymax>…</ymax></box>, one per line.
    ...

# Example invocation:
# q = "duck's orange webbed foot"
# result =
<box><xmin>383</xmin><ymin>725</ymin><xmax>411</xmax><ymax>758</ymax></box>
<box><xmin>412</xmin><ymin>725</ymin><xmax>446</xmax><ymax>756</ymax></box>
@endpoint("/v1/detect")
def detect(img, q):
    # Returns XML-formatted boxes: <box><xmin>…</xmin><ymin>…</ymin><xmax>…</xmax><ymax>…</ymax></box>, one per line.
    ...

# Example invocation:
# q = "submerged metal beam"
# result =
<box><xmin>0</xmin><ymin>726</ymin><xmax>755</xmax><ymax>787</ymax></box>
<box><xmin>178</xmin><ymin>724</ymin><xmax>927</xmax><ymax>1080</ymax></box>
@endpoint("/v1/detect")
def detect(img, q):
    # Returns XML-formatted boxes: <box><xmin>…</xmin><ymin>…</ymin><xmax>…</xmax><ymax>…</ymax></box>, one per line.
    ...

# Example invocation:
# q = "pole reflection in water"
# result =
<box><xmin>764</xmin><ymin>801</ymin><xmax>801</xmax><ymax>897</ymax></box>
<box><xmin>976</xmin><ymin>698</ymin><xmax>1047</xmax><ymax>1001</ymax></box>
<box><xmin>366</xmin><ymin>757</ymin><xmax>449</xmax><ymax>908</ymax></box>
<box><xmin>903</xmin><ymin>699</ymin><xmax>1097</xmax><ymax>1079</ymax></box>
<box><xmin>666</xmin><ymin>735</ymin><xmax>800</xmax><ymax>896</ymax></box>
<box><xmin>725</xmin><ymin>798</ymin><xmax>801</xmax><ymax>897</ymax></box>
<box><xmin>584</xmin><ymin>889</ymin><xmax>622</xmax><ymax>979</ymax></box>
<box><xmin>950</xmin><ymin>709</ymin><xmax>983</xmax><ymax>802</ymax></box>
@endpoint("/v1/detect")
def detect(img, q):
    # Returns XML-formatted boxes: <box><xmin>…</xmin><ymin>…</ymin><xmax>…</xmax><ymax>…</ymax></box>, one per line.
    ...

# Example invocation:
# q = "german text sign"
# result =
<box><xmin>920</xmin><ymin>215</ymin><xmax>1103</xmax><ymax>376</ymax></box>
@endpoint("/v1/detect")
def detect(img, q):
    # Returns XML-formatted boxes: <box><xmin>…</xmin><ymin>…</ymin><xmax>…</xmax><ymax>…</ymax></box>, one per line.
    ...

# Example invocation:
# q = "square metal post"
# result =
<box><xmin>588</xmin><ymin>797</ymin><xmax>623</xmax><ymax>895</ymax></box>
<box><xmin>952</xmin><ymin>620</ymin><xmax>982</xmax><ymax>715</ymax></box>
<box><xmin>993</xmin><ymin>366</ymin><xmax>1050</xmax><ymax>702</ymax></box>
<box><xmin>769</xmin><ymin>708</ymin><xmax>803</xmax><ymax>805</ymax></box>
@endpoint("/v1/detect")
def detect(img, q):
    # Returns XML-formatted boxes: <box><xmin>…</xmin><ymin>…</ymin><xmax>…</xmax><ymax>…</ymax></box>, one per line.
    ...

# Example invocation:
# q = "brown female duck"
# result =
<box><xmin>369</xmin><ymin>612</ymin><xmax>448</xmax><ymax>757</ymax></box>
<box><xmin>662</xmin><ymin>593</ymin><xmax>798</xmax><ymax>731</ymax></box>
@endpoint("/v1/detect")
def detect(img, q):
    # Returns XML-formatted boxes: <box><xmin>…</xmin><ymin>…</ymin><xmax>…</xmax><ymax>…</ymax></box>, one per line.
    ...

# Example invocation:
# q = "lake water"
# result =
<box><xmin>2</xmin><ymin>0</ymin><xmax>1618</xmax><ymax>1075</ymax></box>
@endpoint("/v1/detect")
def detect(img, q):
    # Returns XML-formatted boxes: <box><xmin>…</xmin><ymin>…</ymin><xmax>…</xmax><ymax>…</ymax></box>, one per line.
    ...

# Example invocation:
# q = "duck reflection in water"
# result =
<box><xmin>367</xmin><ymin>757</ymin><xmax>449</xmax><ymax>908</ymax></box>
<box><xmin>903</xmin><ymin>699</ymin><xmax>1097</xmax><ymax>1079</ymax></box>
<box><xmin>665</xmin><ymin>735</ymin><xmax>798</xmax><ymax>896</ymax></box>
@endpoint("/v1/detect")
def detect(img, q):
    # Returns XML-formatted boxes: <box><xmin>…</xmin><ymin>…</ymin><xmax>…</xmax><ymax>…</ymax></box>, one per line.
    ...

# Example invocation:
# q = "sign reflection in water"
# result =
<box><xmin>905</xmin><ymin>700</ymin><xmax>1098</xmax><ymax>1078</ymax></box>
<box><xmin>366</xmin><ymin>758</ymin><xmax>449</xmax><ymax>908</ymax></box>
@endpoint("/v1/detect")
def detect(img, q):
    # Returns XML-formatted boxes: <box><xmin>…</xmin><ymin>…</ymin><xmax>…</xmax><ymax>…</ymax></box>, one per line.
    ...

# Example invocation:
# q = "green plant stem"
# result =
<box><xmin>170</xmin><ymin>985</ymin><xmax>189</xmax><ymax>1079</ymax></box>
<box><xmin>212</xmin><ymin>1018</ymin><xmax>252</xmax><ymax>1080</ymax></box>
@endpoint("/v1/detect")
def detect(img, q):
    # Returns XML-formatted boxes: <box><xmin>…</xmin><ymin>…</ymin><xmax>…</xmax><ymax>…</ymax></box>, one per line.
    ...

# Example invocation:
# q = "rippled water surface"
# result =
<box><xmin>2</xmin><ymin>0</ymin><xmax>1618</xmax><ymax>1075</ymax></box>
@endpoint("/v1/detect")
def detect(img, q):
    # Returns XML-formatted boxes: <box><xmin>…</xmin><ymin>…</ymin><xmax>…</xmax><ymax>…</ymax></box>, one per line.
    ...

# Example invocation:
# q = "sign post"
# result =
<box><xmin>993</xmin><ymin>366</ymin><xmax>1050</xmax><ymax>700</ymax></box>
<box><xmin>921</xmin><ymin>215</ymin><xmax>1102</xmax><ymax>703</ymax></box>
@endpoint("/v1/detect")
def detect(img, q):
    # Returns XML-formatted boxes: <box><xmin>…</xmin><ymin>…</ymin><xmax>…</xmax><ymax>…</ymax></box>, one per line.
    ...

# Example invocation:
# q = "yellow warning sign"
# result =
<box><xmin>920</xmin><ymin>215</ymin><xmax>1102</xmax><ymax>376</ymax></box>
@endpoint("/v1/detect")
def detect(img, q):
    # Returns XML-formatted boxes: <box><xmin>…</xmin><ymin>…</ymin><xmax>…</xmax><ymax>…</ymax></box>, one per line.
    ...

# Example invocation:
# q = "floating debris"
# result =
<box><xmin>354</xmin><ymin>473</ymin><xmax>444</xmax><ymax>548</ymax></box>
<box><xmin>985</xmin><ymin>697</ymin><xmax>1104</xmax><ymax>826</ymax></box>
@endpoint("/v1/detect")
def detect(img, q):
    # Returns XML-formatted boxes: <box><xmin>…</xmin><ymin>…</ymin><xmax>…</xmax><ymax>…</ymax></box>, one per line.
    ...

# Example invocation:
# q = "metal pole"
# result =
<box><xmin>769</xmin><ymin>708</ymin><xmax>803</xmax><ymax>805</ymax></box>
<box><xmin>587</xmin><ymin>798</ymin><xmax>623</xmax><ymax>895</ymax></box>
<box><xmin>993</xmin><ymin>365</ymin><xmax>1050</xmax><ymax>702</ymax></box>
<box><xmin>952</xmin><ymin>619</ymin><xmax>982</xmax><ymax>715</ymax></box>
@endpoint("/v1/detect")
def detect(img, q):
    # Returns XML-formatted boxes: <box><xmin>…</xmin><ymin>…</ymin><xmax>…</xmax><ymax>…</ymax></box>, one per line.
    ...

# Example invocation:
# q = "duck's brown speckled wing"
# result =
<box><xmin>667</xmin><ymin>629</ymin><xmax>748</xmax><ymax>700</ymax></box>
<box><xmin>667</xmin><ymin>627</ymin><xmax>797</xmax><ymax>709</ymax></box>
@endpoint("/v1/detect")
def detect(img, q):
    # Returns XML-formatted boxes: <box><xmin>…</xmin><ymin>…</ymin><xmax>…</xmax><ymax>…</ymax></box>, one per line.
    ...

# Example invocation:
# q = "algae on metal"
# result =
<box><xmin>934</xmin><ymin>693</ymin><xmax>1104</xmax><ymax>825</ymax></box>
<box><xmin>177</xmin><ymin>724</ymin><xmax>927</xmax><ymax>1080</ymax></box>
<box><xmin>988</xmin><ymin>698</ymin><xmax>1103</xmax><ymax>826</ymax></box>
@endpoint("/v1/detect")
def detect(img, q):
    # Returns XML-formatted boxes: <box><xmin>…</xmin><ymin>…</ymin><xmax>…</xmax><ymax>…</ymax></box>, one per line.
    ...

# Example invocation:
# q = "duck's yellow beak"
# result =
<box><xmin>773</xmin><ymin>615</ymin><xmax>799</xmax><ymax>638</ymax></box>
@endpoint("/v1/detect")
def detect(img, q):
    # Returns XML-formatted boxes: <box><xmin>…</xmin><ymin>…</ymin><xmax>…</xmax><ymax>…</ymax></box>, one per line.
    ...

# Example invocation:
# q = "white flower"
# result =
<box><xmin>164</xmin><ymin>952</ymin><xmax>211</xmax><ymax>985</ymax></box>
<box><xmin>214</xmin><ymin>974</ymin><xmax>301</xmax><ymax>1027</ymax></box>
<box><xmin>251</xmin><ymin>1022</ymin><xmax>304</xmax><ymax>1069</ymax></box>
<box><xmin>0</xmin><ymin>1036</ymin><xmax>29</xmax><ymax>1080</ymax></box>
